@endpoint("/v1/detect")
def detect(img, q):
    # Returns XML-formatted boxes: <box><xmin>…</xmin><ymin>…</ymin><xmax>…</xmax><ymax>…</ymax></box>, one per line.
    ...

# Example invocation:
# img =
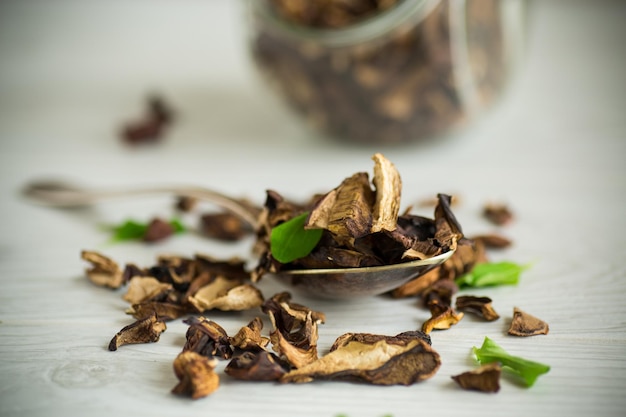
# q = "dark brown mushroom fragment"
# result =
<box><xmin>120</xmin><ymin>94</ymin><xmax>175</xmax><ymax>145</ymax></box>
<box><xmin>471</xmin><ymin>233</ymin><xmax>512</xmax><ymax>249</ymax></box>
<box><xmin>225</xmin><ymin>351</ymin><xmax>291</xmax><ymax>381</ymax></box>
<box><xmin>452</xmin><ymin>363</ymin><xmax>501</xmax><ymax>393</ymax></box>
<box><xmin>171</xmin><ymin>351</ymin><xmax>219</xmax><ymax>399</ymax></box>
<box><xmin>200</xmin><ymin>212</ymin><xmax>253</xmax><ymax>241</ymax></box>
<box><xmin>108</xmin><ymin>314</ymin><xmax>167</xmax><ymax>351</ymax></box>
<box><xmin>81</xmin><ymin>250</ymin><xmax>125</xmax><ymax>289</ymax></box>
<box><xmin>182</xmin><ymin>316</ymin><xmax>233</xmax><ymax>359</ymax></box>
<box><xmin>508</xmin><ymin>307</ymin><xmax>549</xmax><ymax>336</ymax></box>
<box><xmin>483</xmin><ymin>202</ymin><xmax>514</xmax><ymax>226</ymax></box>
<box><xmin>331</xmin><ymin>331</ymin><xmax>432</xmax><ymax>351</ymax></box>
<box><xmin>456</xmin><ymin>296</ymin><xmax>500</xmax><ymax>321</ymax></box>
<box><xmin>229</xmin><ymin>317</ymin><xmax>270</xmax><ymax>351</ymax></box>
<box><xmin>126</xmin><ymin>301</ymin><xmax>189</xmax><ymax>321</ymax></box>
<box><xmin>143</xmin><ymin>217</ymin><xmax>175</xmax><ymax>242</ymax></box>
<box><xmin>281</xmin><ymin>336</ymin><xmax>440</xmax><ymax>385</ymax></box>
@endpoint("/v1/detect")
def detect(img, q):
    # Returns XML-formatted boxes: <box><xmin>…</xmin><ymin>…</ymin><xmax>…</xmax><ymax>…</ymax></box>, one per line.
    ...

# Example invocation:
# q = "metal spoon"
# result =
<box><xmin>22</xmin><ymin>179</ymin><xmax>454</xmax><ymax>298</ymax></box>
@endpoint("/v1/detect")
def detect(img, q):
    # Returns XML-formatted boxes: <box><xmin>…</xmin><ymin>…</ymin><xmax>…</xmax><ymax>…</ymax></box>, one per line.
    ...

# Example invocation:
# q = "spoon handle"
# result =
<box><xmin>21</xmin><ymin>180</ymin><xmax>260</xmax><ymax>228</ymax></box>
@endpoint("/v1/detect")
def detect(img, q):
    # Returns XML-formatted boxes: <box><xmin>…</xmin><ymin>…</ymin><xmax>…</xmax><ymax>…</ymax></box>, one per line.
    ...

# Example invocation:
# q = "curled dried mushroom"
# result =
<box><xmin>456</xmin><ymin>296</ymin><xmax>500</xmax><ymax>321</ymax></box>
<box><xmin>508</xmin><ymin>307</ymin><xmax>549</xmax><ymax>337</ymax></box>
<box><xmin>108</xmin><ymin>313</ymin><xmax>166</xmax><ymax>351</ymax></box>
<box><xmin>281</xmin><ymin>332</ymin><xmax>440</xmax><ymax>385</ymax></box>
<box><xmin>81</xmin><ymin>250</ymin><xmax>125</xmax><ymax>289</ymax></box>
<box><xmin>172</xmin><ymin>351</ymin><xmax>219</xmax><ymax>399</ymax></box>
<box><xmin>452</xmin><ymin>363</ymin><xmax>501</xmax><ymax>393</ymax></box>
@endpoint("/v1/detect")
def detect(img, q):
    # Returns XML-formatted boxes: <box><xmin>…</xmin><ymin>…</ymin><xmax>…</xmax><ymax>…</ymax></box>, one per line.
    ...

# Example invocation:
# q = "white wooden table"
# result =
<box><xmin>1</xmin><ymin>1</ymin><xmax>625</xmax><ymax>416</ymax></box>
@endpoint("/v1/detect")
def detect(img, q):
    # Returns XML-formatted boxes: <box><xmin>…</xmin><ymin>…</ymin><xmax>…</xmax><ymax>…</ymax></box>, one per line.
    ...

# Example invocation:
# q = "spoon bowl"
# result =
<box><xmin>271</xmin><ymin>250</ymin><xmax>453</xmax><ymax>299</ymax></box>
<box><xmin>22</xmin><ymin>179</ymin><xmax>454</xmax><ymax>299</ymax></box>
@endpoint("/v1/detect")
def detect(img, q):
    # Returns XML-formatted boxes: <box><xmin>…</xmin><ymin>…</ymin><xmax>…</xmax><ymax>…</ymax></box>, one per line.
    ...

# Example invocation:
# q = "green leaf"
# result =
<box><xmin>473</xmin><ymin>337</ymin><xmax>550</xmax><ymax>387</ymax></box>
<box><xmin>455</xmin><ymin>261</ymin><xmax>527</xmax><ymax>288</ymax></box>
<box><xmin>106</xmin><ymin>218</ymin><xmax>186</xmax><ymax>243</ymax></box>
<box><xmin>270</xmin><ymin>212</ymin><xmax>323</xmax><ymax>264</ymax></box>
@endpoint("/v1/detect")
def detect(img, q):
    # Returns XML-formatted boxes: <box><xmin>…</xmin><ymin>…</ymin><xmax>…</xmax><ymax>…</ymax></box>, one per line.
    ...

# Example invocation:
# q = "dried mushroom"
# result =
<box><xmin>471</xmin><ymin>233</ymin><xmax>512</xmax><ymax>249</ymax></box>
<box><xmin>81</xmin><ymin>250</ymin><xmax>125</xmax><ymax>289</ymax></box>
<box><xmin>182</xmin><ymin>316</ymin><xmax>233</xmax><ymax>359</ymax></box>
<box><xmin>126</xmin><ymin>301</ymin><xmax>188</xmax><ymax>321</ymax></box>
<box><xmin>171</xmin><ymin>351</ymin><xmax>219</xmax><ymax>399</ymax></box>
<box><xmin>229</xmin><ymin>317</ymin><xmax>270</xmax><ymax>351</ymax></box>
<box><xmin>422</xmin><ymin>307</ymin><xmax>464</xmax><ymax>334</ymax></box>
<box><xmin>262</xmin><ymin>292</ymin><xmax>324</xmax><ymax>368</ymax></box>
<box><xmin>121</xmin><ymin>94</ymin><xmax>175</xmax><ymax>145</ymax></box>
<box><xmin>108</xmin><ymin>314</ymin><xmax>166</xmax><ymax>351</ymax></box>
<box><xmin>123</xmin><ymin>276</ymin><xmax>173</xmax><ymax>305</ymax></box>
<box><xmin>483</xmin><ymin>202</ymin><xmax>514</xmax><ymax>226</ymax></box>
<box><xmin>508</xmin><ymin>307</ymin><xmax>549</xmax><ymax>337</ymax></box>
<box><xmin>281</xmin><ymin>334</ymin><xmax>440</xmax><ymax>385</ymax></box>
<box><xmin>456</xmin><ymin>296</ymin><xmax>500</xmax><ymax>321</ymax></box>
<box><xmin>451</xmin><ymin>363</ymin><xmax>501</xmax><ymax>393</ymax></box>
<box><xmin>225</xmin><ymin>350</ymin><xmax>290</xmax><ymax>381</ymax></box>
<box><xmin>200</xmin><ymin>212</ymin><xmax>253</xmax><ymax>241</ymax></box>
<box><xmin>187</xmin><ymin>276</ymin><xmax>264</xmax><ymax>313</ymax></box>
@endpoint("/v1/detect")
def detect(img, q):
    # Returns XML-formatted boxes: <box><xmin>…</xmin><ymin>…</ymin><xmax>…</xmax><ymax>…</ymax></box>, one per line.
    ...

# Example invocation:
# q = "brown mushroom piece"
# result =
<box><xmin>125</xmin><ymin>301</ymin><xmax>189</xmax><ymax>321</ymax></box>
<box><xmin>225</xmin><ymin>351</ymin><xmax>291</xmax><ymax>381</ymax></box>
<box><xmin>187</xmin><ymin>276</ymin><xmax>264</xmax><ymax>313</ymax></box>
<box><xmin>182</xmin><ymin>316</ymin><xmax>233</xmax><ymax>359</ymax></box>
<box><xmin>421</xmin><ymin>306</ymin><xmax>464</xmax><ymax>334</ymax></box>
<box><xmin>508</xmin><ymin>307</ymin><xmax>549</xmax><ymax>336</ymax></box>
<box><xmin>455</xmin><ymin>295</ymin><xmax>500</xmax><ymax>321</ymax></box>
<box><xmin>200</xmin><ymin>212</ymin><xmax>253</xmax><ymax>241</ymax></box>
<box><xmin>229</xmin><ymin>317</ymin><xmax>270</xmax><ymax>351</ymax></box>
<box><xmin>451</xmin><ymin>363</ymin><xmax>502</xmax><ymax>393</ymax></box>
<box><xmin>123</xmin><ymin>276</ymin><xmax>174</xmax><ymax>305</ymax></box>
<box><xmin>81</xmin><ymin>250</ymin><xmax>125</xmax><ymax>289</ymax></box>
<box><xmin>483</xmin><ymin>202</ymin><xmax>514</xmax><ymax>226</ymax></box>
<box><xmin>171</xmin><ymin>351</ymin><xmax>219</xmax><ymax>399</ymax></box>
<box><xmin>108</xmin><ymin>313</ymin><xmax>167</xmax><ymax>351</ymax></box>
<box><xmin>281</xmin><ymin>335</ymin><xmax>440</xmax><ymax>385</ymax></box>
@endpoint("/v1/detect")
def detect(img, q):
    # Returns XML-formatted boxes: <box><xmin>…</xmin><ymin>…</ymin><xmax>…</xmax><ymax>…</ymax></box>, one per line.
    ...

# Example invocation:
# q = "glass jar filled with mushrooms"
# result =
<box><xmin>247</xmin><ymin>0</ymin><xmax>526</xmax><ymax>144</ymax></box>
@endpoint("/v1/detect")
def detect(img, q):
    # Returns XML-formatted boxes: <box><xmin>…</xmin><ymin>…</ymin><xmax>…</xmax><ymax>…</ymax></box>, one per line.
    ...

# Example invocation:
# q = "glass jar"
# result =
<box><xmin>247</xmin><ymin>0</ymin><xmax>526</xmax><ymax>144</ymax></box>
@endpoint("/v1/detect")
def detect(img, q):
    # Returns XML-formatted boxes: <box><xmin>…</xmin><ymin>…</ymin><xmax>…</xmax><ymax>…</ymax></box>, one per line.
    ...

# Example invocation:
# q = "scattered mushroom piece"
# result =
<box><xmin>483</xmin><ymin>202</ymin><xmax>514</xmax><ymax>226</ymax></box>
<box><xmin>187</xmin><ymin>276</ymin><xmax>264</xmax><ymax>313</ymax></box>
<box><xmin>421</xmin><ymin>307</ymin><xmax>464</xmax><ymax>334</ymax></box>
<box><xmin>81</xmin><ymin>250</ymin><xmax>125</xmax><ymax>289</ymax></box>
<box><xmin>108</xmin><ymin>314</ymin><xmax>167</xmax><ymax>351</ymax></box>
<box><xmin>281</xmin><ymin>336</ymin><xmax>440</xmax><ymax>385</ymax></box>
<box><xmin>123</xmin><ymin>276</ymin><xmax>173</xmax><ymax>305</ymax></box>
<box><xmin>230</xmin><ymin>317</ymin><xmax>270</xmax><ymax>351</ymax></box>
<box><xmin>171</xmin><ymin>351</ymin><xmax>219</xmax><ymax>399</ymax></box>
<box><xmin>471</xmin><ymin>233</ymin><xmax>512</xmax><ymax>249</ymax></box>
<box><xmin>200</xmin><ymin>212</ymin><xmax>253</xmax><ymax>241</ymax></box>
<box><xmin>508</xmin><ymin>307</ymin><xmax>549</xmax><ymax>336</ymax></box>
<box><xmin>451</xmin><ymin>363</ymin><xmax>502</xmax><ymax>393</ymax></box>
<box><xmin>126</xmin><ymin>301</ymin><xmax>188</xmax><ymax>321</ymax></box>
<box><xmin>143</xmin><ymin>217</ymin><xmax>175</xmax><ymax>242</ymax></box>
<box><xmin>456</xmin><ymin>296</ymin><xmax>500</xmax><ymax>321</ymax></box>
<box><xmin>182</xmin><ymin>316</ymin><xmax>233</xmax><ymax>359</ymax></box>
<box><xmin>225</xmin><ymin>350</ymin><xmax>290</xmax><ymax>381</ymax></box>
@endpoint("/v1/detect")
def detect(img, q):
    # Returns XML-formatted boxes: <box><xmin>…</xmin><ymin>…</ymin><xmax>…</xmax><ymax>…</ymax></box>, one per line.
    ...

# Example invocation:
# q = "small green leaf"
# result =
<box><xmin>105</xmin><ymin>218</ymin><xmax>186</xmax><ymax>243</ymax></box>
<box><xmin>473</xmin><ymin>337</ymin><xmax>550</xmax><ymax>387</ymax></box>
<box><xmin>270</xmin><ymin>212</ymin><xmax>323</xmax><ymax>264</ymax></box>
<box><xmin>455</xmin><ymin>261</ymin><xmax>527</xmax><ymax>288</ymax></box>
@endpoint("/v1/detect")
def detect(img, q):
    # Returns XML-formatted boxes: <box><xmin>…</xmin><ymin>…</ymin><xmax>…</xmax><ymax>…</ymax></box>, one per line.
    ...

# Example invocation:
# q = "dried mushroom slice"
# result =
<box><xmin>471</xmin><ymin>233</ymin><xmax>512</xmax><ymax>249</ymax></box>
<box><xmin>193</xmin><ymin>254</ymin><xmax>251</xmax><ymax>282</ymax></box>
<box><xmin>123</xmin><ymin>276</ymin><xmax>173</xmax><ymax>305</ymax></box>
<box><xmin>455</xmin><ymin>296</ymin><xmax>500</xmax><ymax>321</ymax></box>
<box><xmin>200</xmin><ymin>212</ymin><xmax>252</xmax><ymax>241</ymax></box>
<box><xmin>305</xmin><ymin>172</ymin><xmax>375</xmax><ymax>242</ymax></box>
<box><xmin>187</xmin><ymin>276</ymin><xmax>264</xmax><ymax>313</ymax></box>
<box><xmin>126</xmin><ymin>301</ymin><xmax>188</xmax><ymax>321</ymax></box>
<box><xmin>229</xmin><ymin>317</ymin><xmax>270</xmax><ymax>351</ymax></box>
<box><xmin>483</xmin><ymin>202</ymin><xmax>514</xmax><ymax>226</ymax></box>
<box><xmin>422</xmin><ymin>307</ymin><xmax>464</xmax><ymax>334</ymax></box>
<box><xmin>270</xmin><ymin>312</ymin><xmax>319</xmax><ymax>368</ymax></box>
<box><xmin>331</xmin><ymin>331</ymin><xmax>432</xmax><ymax>351</ymax></box>
<box><xmin>108</xmin><ymin>314</ymin><xmax>166</xmax><ymax>351</ymax></box>
<box><xmin>508</xmin><ymin>307</ymin><xmax>549</xmax><ymax>336</ymax></box>
<box><xmin>370</xmin><ymin>153</ymin><xmax>401</xmax><ymax>233</ymax></box>
<box><xmin>225</xmin><ymin>350</ymin><xmax>290</xmax><ymax>381</ymax></box>
<box><xmin>452</xmin><ymin>363</ymin><xmax>501</xmax><ymax>393</ymax></box>
<box><xmin>182</xmin><ymin>316</ymin><xmax>233</xmax><ymax>359</ymax></box>
<box><xmin>81</xmin><ymin>250</ymin><xmax>125</xmax><ymax>289</ymax></box>
<box><xmin>281</xmin><ymin>338</ymin><xmax>440</xmax><ymax>385</ymax></box>
<box><xmin>172</xmin><ymin>351</ymin><xmax>219</xmax><ymax>399</ymax></box>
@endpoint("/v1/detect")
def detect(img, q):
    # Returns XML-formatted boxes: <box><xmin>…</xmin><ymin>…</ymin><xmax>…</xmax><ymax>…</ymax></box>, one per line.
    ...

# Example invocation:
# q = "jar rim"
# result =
<box><xmin>249</xmin><ymin>0</ymin><xmax>440</xmax><ymax>48</ymax></box>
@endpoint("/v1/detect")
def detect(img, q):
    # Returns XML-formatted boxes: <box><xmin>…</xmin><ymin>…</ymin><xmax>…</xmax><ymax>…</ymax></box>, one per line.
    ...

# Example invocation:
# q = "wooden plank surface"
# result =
<box><xmin>1</xmin><ymin>1</ymin><xmax>625</xmax><ymax>417</ymax></box>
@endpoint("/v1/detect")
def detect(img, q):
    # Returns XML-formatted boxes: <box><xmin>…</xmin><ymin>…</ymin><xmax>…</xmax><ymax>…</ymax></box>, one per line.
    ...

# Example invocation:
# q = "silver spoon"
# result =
<box><xmin>22</xmin><ymin>179</ymin><xmax>454</xmax><ymax>298</ymax></box>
